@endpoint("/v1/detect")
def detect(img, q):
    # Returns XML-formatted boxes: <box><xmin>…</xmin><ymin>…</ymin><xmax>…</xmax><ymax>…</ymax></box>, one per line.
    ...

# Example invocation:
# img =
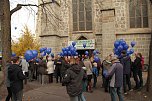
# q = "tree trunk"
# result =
<box><xmin>1</xmin><ymin>0</ymin><xmax>11</xmax><ymax>84</ymax></box>
<box><xmin>147</xmin><ymin>33</ymin><xmax>152</xmax><ymax>97</ymax></box>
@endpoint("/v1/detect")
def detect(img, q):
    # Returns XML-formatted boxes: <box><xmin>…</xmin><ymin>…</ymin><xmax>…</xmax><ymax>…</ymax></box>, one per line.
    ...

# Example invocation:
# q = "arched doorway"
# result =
<box><xmin>77</xmin><ymin>36</ymin><xmax>87</xmax><ymax>40</ymax></box>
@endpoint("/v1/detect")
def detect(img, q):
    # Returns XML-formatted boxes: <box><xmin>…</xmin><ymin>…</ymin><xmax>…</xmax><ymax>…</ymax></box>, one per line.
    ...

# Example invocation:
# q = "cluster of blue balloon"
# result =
<box><xmin>114</xmin><ymin>39</ymin><xmax>136</xmax><ymax>57</ymax></box>
<box><xmin>40</xmin><ymin>47</ymin><xmax>52</xmax><ymax>57</ymax></box>
<box><xmin>60</xmin><ymin>42</ymin><xmax>78</xmax><ymax>57</ymax></box>
<box><xmin>24</xmin><ymin>47</ymin><xmax>52</xmax><ymax>62</ymax></box>
<box><xmin>24</xmin><ymin>50</ymin><xmax>38</xmax><ymax>62</ymax></box>
<box><xmin>85</xmin><ymin>50</ymin><xmax>100</xmax><ymax>62</ymax></box>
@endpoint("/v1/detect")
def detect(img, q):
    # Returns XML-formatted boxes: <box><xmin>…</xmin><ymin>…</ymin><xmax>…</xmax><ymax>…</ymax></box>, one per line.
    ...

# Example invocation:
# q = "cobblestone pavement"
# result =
<box><xmin>23</xmin><ymin>83</ymin><xmax>111</xmax><ymax>101</ymax></box>
<box><xmin>1</xmin><ymin>72</ymin><xmax>148</xmax><ymax>101</ymax></box>
<box><xmin>23</xmin><ymin>82</ymin><xmax>137</xmax><ymax>101</ymax></box>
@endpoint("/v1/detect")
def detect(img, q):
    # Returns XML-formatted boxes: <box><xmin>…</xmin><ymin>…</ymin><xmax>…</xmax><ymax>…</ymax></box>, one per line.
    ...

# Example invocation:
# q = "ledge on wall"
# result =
<box><xmin>116</xmin><ymin>28</ymin><xmax>152</xmax><ymax>35</ymax></box>
<box><xmin>39</xmin><ymin>34</ymin><xmax>68</xmax><ymax>38</ymax></box>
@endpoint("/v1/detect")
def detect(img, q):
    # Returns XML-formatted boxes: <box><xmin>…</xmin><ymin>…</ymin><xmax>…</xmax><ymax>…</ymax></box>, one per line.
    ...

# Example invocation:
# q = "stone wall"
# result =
<box><xmin>95</xmin><ymin>34</ymin><xmax>102</xmax><ymax>57</ymax></box>
<box><xmin>101</xmin><ymin>10</ymin><xmax>116</xmax><ymax>59</ymax></box>
<box><xmin>117</xmin><ymin>34</ymin><xmax>151</xmax><ymax>64</ymax></box>
<box><xmin>36</xmin><ymin>0</ymin><xmax>152</xmax><ymax>64</ymax></box>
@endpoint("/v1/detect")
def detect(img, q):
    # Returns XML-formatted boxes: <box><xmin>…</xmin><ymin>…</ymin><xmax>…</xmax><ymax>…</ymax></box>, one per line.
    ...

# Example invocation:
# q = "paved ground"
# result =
<box><xmin>23</xmin><ymin>83</ymin><xmax>134</xmax><ymax>101</ymax></box>
<box><xmin>22</xmin><ymin>79</ymin><xmax>140</xmax><ymax>101</ymax></box>
<box><xmin>0</xmin><ymin>72</ymin><xmax>148</xmax><ymax>101</ymax></box>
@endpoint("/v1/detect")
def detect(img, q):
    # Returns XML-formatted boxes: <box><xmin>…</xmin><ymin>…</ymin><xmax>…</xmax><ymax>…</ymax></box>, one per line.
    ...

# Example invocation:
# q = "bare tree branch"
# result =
<box><xmin>10</xmin><ymin>4</ymin><xmax>38</xmax><ymax>16</ymax></box>
<box><xmin>39</xmin><ymin>1</ymin><xmax>60</xmax><ymax>7</ymax></box>
<box><xmin>10</xmin><ymin>0</ymin><xmax>60</xmax><ymax>16</ymax></box>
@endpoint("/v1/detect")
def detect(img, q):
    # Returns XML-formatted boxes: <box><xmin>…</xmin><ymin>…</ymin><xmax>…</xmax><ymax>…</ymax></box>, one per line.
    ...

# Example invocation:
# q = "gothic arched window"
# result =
<box><xmin>129</xmin><ymin>0</ymin><xmax>148</xmax><ymax>28</ymax></box>
<box><xmin>72</xmin><ymin>0</ymin><xmax>92</xmax><ymax>31</ymax></box>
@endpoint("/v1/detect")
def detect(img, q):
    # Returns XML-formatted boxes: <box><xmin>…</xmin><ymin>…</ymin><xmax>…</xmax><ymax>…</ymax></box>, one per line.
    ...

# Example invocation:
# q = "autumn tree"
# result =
<box><xmin>12</xmin><ymin>26</ymin><xmax>40</xmax><ymax>56</ymax></box>
<box><xmin>0</xmin><ymin>0</ymin><xmax>58</xmax><ymax>85</ymax></box>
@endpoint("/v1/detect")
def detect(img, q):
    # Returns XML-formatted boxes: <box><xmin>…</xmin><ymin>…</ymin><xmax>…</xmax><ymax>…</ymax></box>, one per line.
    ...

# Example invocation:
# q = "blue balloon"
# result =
<box><xmin>70</xmin><ymin>47</ymin><xmax>75</xmax><ymax>52</ymax></box>
<box><xmin>85</xmin><ymin>51</ymin><xmax>89</xmax><ymax>55</ymax></box>
<box><xmin>64</xmin><ymin>51</ymin><xmax>68</xmax><ymax>56</ymax></box>
<box><xmin>123</xmin><ymin>44</ymin><xmax>129</xmax><ymax>50</ymax></box>
<box><xmin>40</xmin><ymin>48</ymin><xmax>44</xmax><ymax>53</ymax></box>
<box><xmin>93</xmin><ymin>50</ymin><xmax>97</xmax><ymax>55</ymax></box>
<box><xmin>41</xmin><ymin>52</ymin><xmax>46</xmax><ymax>57</ymax></box>
<box><xmin>94</xmin><ymin>56</ymin><xmax>100</xmax><ymax>62</ymax></box>
<box><xmin>44</xmin><ymin>49</ymin><xmax>47</xmax><ymax>54</ymax></box>
<box><xmin>44</xmin><ymin>47</ymin><xmax>47</xmax><ymax>51</ymax></box>
<box><xmin>65</xmin><ymin>47</ymin><xmax>69</xmax><ymax>51</ymax></box>
<box><xmin>127</xmin><ymin>51</ymin><xmax>130</xmax><ymax>56</ymax></box>
<box><xmin>121</xmin><ymin>40</ymin><xmax>126</xmax><ymax>46</ymax></box>
<box><xmin>60</xmin><ymin>52</ymin><xmax>64</xmax><ymax>57</ymax></box>
<box><xmin>83</xmin><ymin>43</ymin><xmax>86</xmax><ymax>48</ymax></box>
<box><xmin>75</xmin><ymin>52</ymin><xmax>78</xmax><ymax>56</ymax></box>
<box><xmin>36</xmin><ymin>58</ymin><xmax>40</xmax><ymax>63</ymax></box>
<box><xmin>72</xmin><ymin>41</ymin><xmax>76</xmax><ymax>47</ymax></box>
<box><xmin>71</xmin><ymin>51</ymin><xmax>76</xmax><ymax>56</ymax></box>
<box><xmin>103</xmin><ymin>70</ymin><xmax>108</xmax><ymax>77</ymax></box>
<box><xmin>129</xmin><ymin>49</ymin><xmax>134</xmax><ymax>54</ymax></box>
<box><xmin>114</xmin><ymin>49</ymin><xmax>119</xmax><ymax>55</ymax></box>
<box><xmin>114</xmin><ymin>41</ymin><xmax>120</xmax><ymax>48</ymax></box>
<box><xmin>12</xmin><ymin>53</ymin><xmax>16</xmax><ymax>57</ymax></box>
<box><xmin>24</xmin><ymin>50</ymin><xmax>34</xmax><ymax>62</ymax></box>
<box><xmin>96</xmin><ymin>50</ymin><xmax>99</xmax><ymax>54</ymax></box>
<box><xmin>62</xmin><ymin>48</ymin><xmax>66</xmax><ymax>52</ymax></box>
<box><xmin>119</xmin><ymin>39</ymin><xmax>124</xmax><ymax>44</ymax></box>
<box><xmin>68</xmin><ymin>45</ymin><xmax>73</xmax><ymax>51</ymax></box>
<box><xmin>68</xmin><ymin>51</ymin><xmax>71</xmax><ymax>56</ymax></box>
<box><xmin>131</xmin><ymin>41</ymin><xmax>136</xmax><ymax>47</ymax></box>
<box><xmin>74</xmin><ymin>47</ymin><xmax>77</xmax><ymax>51</ymax></box>
<box><xmin>118</xmin><ymin>45</ymin><xmax>123</xmax><ymax>52</ymax></box>
<box><xmin>51</xmin><ymin>53</ymin><xmax>54</xmax><ymax>58</ymax></box>
<box><xmin>32</xmin><ymin>50</ymin><xmax>38</xmax><ymax>58</ymax></box>
<box><xmin>46</xmin><ymin>48</ymin><xmax>52</xmax><ymax>54</ymax></box>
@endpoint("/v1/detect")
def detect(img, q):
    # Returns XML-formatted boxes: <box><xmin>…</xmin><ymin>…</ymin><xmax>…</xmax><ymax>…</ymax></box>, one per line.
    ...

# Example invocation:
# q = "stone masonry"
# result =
<box><xmin>36</xmin><ymin>0</ymin><xmax>152</xmax><ymax>64</ymax></box>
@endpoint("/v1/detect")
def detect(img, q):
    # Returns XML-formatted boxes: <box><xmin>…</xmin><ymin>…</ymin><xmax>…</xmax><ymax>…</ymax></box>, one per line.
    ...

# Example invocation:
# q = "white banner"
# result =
<box><xmin>68</xmin><ymin>39</ymin><xmax>95</xmax><ymax>50</ymax></box>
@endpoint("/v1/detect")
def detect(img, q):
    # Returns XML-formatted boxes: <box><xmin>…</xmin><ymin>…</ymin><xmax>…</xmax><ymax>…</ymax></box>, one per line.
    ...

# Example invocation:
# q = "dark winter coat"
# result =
<box><xmin>61</xmin><ymin>59</ymin><xmax>70</xmax><ymax>75</ymax></box>
<box><xmin>78</xmin><ymin>61</ymin><xmax>85</xmax><ymax>68</ymax></box>
<box><xmin>62</xmin><ymin>64</ymin><xmax>85</xmax><ymax>97</ymax></box>
<box><xmin>54</xmin><ymin>59</ymin><xmax>62</xmax><ymax>75</ymax></box>
<box><xmin>28</xmin><ymin>61</ymin><xmax>35</xmax><ymax>71</ymax></box>
<box><xmin>120</xmin><ymin>56</ymin><xmax>131</xmax><ymax>75</ymax></box>
<box><xmin>133</xmin><ymin>57</ymin><xmax>142</xmax><ymax>71</ymax></box>
<box><xmin>37</xmin><ymin>60</ymin><xmax>47</xmax><ymax>75</ymax></box>
<box><xmin>8</xmin><ymin>64</ymin><xmax>26</xmax><ymax>93</ymax></box>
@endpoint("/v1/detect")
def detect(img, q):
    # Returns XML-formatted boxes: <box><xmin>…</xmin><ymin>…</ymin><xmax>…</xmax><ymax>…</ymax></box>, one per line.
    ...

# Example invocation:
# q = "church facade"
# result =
<box><xmin>36</xmin><ymin>0</ymin><xmax>152</xmax><ymax>64</ymax></box>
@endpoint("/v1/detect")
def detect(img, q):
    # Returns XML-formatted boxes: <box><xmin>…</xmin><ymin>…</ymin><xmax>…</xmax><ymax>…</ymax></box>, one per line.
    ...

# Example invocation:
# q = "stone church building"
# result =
<box><xmin>36</xmin><ymin>0</ymin><xmax>152</xmax><ymax>64</ymax></box>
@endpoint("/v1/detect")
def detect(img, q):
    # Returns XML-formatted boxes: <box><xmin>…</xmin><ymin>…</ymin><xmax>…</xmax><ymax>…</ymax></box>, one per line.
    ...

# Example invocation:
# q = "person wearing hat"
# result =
<box><xmin>103</xmin><ymin>56</ymin><xmax>124</xmax><ymax>101</ymax></box>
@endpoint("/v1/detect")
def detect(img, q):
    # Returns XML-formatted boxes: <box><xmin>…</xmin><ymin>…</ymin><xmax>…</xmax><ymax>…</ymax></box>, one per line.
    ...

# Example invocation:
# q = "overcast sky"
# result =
<box><xmin>10</xmin><ymin>0</ymin><xmax>38</xmax><ymax>40</ymax></box>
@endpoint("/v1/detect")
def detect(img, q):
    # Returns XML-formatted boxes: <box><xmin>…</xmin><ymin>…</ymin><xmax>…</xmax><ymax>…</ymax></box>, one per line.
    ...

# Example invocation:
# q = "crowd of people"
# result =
<box><xmin>4</xmin><ymin>50</ymin><xmax>144</xmax><ymax>101</ymax></box>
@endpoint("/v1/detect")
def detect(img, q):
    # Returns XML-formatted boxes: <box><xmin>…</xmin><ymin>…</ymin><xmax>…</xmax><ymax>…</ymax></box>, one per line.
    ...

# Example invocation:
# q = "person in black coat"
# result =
<box><xmin>8</xmin><ymin>56</ymin><xmax>26</xmax><ymax>101</ymax></box>
<box><xmin>28</xmin><ymin>59</ymin><xmax>35</xmax><ymax>82</ymax></box>
<box><xmin>62</xmin><ymin>58</ymin><xmax>86</xmax><ymax>101</ymax></box>
<box><xmin>120</xmin><ymin>51</ymin><xmax>132</xmax><ymax>94</ymax></box>
<box><xmin>132</xmin><ymin>53</ymin><xmax>143</xmax><ymax>89</ymax></box>
<box><xmin>54</xmin><ymin>55</ymin><xmax>62</xmax><ymax>83</ymax></box>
